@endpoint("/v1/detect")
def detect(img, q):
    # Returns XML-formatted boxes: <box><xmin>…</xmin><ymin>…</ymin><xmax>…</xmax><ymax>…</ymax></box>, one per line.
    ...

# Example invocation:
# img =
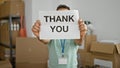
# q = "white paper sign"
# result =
<box><xmin>39</xmin><ymin>10</ymin><xmax>80</xmax><ymax>39</ymax></box>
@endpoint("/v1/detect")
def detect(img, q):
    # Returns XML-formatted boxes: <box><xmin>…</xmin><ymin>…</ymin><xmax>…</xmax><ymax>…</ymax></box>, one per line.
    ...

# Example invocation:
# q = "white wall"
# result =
<box><xmin>24</xmin><ymin>0</ymin><xmax>120</xmax><ymax>41</ymax></box>
<box><xmin>24</xmin><ymin>0</ymin><xmax>59</xmax><ymax>37</ymax></box>
<box><xmin>24</xmin><ymin>0</ymin><xmax>32</xmax><ymax>37</ymax></box>
<box><xmin>32</xmin><ymin>0</ymin><xmax>59</xmax><ymax>27</ymax></box>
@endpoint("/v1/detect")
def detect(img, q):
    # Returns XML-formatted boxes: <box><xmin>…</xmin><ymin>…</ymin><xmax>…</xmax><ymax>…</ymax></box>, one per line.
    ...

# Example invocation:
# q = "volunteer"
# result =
<box><xmin>32</xmin><ymin>4</ymin><xmax>87</xmax><ymax>68</ymax></box>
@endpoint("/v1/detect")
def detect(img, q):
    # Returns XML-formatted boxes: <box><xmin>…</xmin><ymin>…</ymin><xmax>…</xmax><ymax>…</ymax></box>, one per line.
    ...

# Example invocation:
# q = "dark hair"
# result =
<box><xmin>56</xmin><ymin>4</ymin><xmax>70</xmax><ymax>10</ymax></box>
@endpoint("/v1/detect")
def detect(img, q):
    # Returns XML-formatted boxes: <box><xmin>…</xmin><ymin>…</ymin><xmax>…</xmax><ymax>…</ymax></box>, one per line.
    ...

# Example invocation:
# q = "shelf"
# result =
<box><xmin>0</xmin><ymin>15</ymin><xmax>20</xmax><ymax>20</ymax></box>
<box><xmin>0</xmin><ymin>43</ymin><xmax>15</xmax><ymax>48</ymax></box>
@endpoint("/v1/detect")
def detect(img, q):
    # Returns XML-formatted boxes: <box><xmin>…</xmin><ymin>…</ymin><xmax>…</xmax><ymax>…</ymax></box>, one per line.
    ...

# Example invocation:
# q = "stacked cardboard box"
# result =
<box><xmin>0</xmin><ymin>59</ymin><xmax>12</xmax><ymax>68</ymax></box>
<box><xmin>0</xmin><ymin>0</ymin><xmax>24</xmax><ymax>18</ymax></box>
<box><xmin>90</xmin><ymin>42</ymin><xmax>120</xmax><ymax>68</ymax></box>
<box><xmin>0</xmin><ymin>22</ymin><xmax>19</xmax><ymax>46</ymax></box>
<box><xmin>84</xmin><ymin>35</ymin><xmax>97</xmax><ymax>52</ymax></box>
<box><xmin>0</xmin><ymin>22</ymin><xmax>10</xmax><ymax>45</ymax></box>
<box><xmin>0</xmin><ymin>0</ymin><xmax>24</xmax><ymax>45</ymax></box>
<box><xmin>0</xmin><ymin>46</ymin><xmax>5</xmax><ymax>60</ymax></box>
<box><xmin>16</xmin><ymin>37</ymin><xmax>48</xmax><ymax>68</ymax></box>
<box><xmin>4</xmin><ymin>0</ymin><xmax>22</xmax><ymax>2</ymax></box>
<box><xmin>0</xmin><ymin>0</ymin><xmax>22</xmax><ymax>3</ymax></box>
<box><xmin>116</xmin><ymin>44</ymin><xmax>120</xmax><ymax>54</ymax></box>
<box><xmin>77</xmin><ymin>35</ymin><xmax>120</xmax><ymax>68</ymax></box>
<box><xmin>78</xmin><ymin>35</ymin><xmax>97</xmax><ymax>68</ymax></box>
<box><xmin>78</xmin><ymin>49</ymin><xmax>93</xmax><ymax>68</ymax></box>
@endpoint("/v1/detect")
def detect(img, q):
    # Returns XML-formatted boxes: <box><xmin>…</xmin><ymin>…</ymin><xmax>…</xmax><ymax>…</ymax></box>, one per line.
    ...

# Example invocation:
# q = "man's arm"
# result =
<box><xmin>37</xmin><ymin>37</ymin><xmax>50</xmax><ymax>44</ymax></box>
<box><xmin>74</xmin><ymin>19</ymin><xmax>87</xmax><ymax>46</ymax></box>
<box><xmin>32</xmin><ymin>20</ymin><xmax>51</xmax><ymax>44</ymax></box>
<box><xmin>74</xmin><ymin>39</ymin><xmax>83</xmax><ymax>45</ymax></box>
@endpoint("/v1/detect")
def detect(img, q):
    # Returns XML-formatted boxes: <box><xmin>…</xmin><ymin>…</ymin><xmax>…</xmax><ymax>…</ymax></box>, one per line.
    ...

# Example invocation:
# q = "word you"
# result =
<box><xmin>50</xmin><ymin>26</ymin><xmax>68</xmax><ymax>32</ymax></box>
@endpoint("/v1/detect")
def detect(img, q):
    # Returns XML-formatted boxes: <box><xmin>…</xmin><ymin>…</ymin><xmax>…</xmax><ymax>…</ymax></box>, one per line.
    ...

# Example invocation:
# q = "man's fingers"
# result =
<box><xmin>32</xmin><ymin>27</ymin><xmax>39</xmax><ymax>37</ymax></box>
<box><xmin>35</xmin><ymin>20</ymin><xmax>41</xmax><ymax>26</ymax></box>
<box><xmin>32</xmin><ymin>27</ymin><xmax>39</xmax><ymax>32</ymax></box>
<box><xmin>78</xmin><ymin>19</ymin><xmax>84</xmax><ymax>24</ymax></box>
<box><xmin>33</xmin><ymin>25</ymin><xmax>40</xmax><ymax>31</ymax></box>
<box><xmin>78</xmin><ymin>19</ymin><xmax>87</xmax><ymax>35</ymax></box>
<box><xmin>34</xmin><ymin>32</ymin><xmax>39</xmax><ymax>37</ymax></box>
<box><xmin>31</xmin><ymin>20</ymin><xmax>41</xmax><ymax>37</ymax></box>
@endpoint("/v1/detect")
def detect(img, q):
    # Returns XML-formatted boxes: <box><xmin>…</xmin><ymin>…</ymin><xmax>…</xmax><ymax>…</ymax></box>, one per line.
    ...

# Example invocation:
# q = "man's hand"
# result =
<box><xmin>32</xmin><ymin>20</ymin><xmax>41</xmax><ymax>38</ymax></box>
<box><xmin>79</xmin><ymin>19</ymin><xmax>87</xmax><ymax>40</ymax></box>
<box><xmin>32</xmin><ymin>20</ymin><xmax>50</xmax><ymax>44</ymax></box>
<box><xmin>75</xmin><ymin>19</ymin><xmax>87</xmax><ymax>45</ymax></box>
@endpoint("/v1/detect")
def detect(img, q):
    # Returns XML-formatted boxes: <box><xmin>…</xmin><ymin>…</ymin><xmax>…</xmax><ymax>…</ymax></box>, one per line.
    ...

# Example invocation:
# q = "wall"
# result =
<box><xmin>24</xmin><ymin>0</ymin><xmax>32</xmax><ymax>37</ymax></box>
<box><xmin>24</xmin><ymin>0</ymin><xmax>59</xmax><ymax>37</ymax></box>
<box><xmin>24</xmin><ymin>0</ymin><xmax>120</xmax><ymax>41</ymax></box>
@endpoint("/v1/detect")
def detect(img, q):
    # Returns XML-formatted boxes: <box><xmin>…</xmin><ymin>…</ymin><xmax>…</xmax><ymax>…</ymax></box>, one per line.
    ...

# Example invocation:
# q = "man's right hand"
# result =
<box><xmin>32</xmin><ymin>20</ymin><xmax>41</xmax><ymax>38</ymax></box>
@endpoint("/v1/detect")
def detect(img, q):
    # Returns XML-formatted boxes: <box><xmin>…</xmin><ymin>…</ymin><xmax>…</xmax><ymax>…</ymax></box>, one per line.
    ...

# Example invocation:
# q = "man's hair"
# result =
<box><xmin>56</xmin><ymin>4</ymin><xmax>70</xmax><ymax>10</ymax></box>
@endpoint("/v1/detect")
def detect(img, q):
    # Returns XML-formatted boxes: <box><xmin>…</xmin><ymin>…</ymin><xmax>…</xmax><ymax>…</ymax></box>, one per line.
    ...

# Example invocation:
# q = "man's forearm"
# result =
<box><xmin>37</xmin><ymin>37</ymin><xmax>50</xmax><ymax>44</ymax></box>
<box><xmin>74</xmin><ymin>39</ymin><xmax>83</xmax><ymax>45</ymax></box>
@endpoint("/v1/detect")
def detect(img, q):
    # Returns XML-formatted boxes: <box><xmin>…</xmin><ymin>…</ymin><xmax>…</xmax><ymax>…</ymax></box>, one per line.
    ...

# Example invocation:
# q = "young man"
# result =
<box><xmin>32</xmin><ymin>4</ymin><xmax>87</xmax><ymax>68</ymax></box>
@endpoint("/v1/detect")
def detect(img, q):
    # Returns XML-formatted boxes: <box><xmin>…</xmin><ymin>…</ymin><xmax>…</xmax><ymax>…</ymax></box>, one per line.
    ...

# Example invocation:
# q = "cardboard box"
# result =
<box><xmin>0</xmin><ymin>60</ymin><xmax>12</xmax><ymax>68</ymax></box>
<box><xmin>0</xmin><ymin>23</ymin><xmax>2</xmax><ymax>43</ymax></box>
<box><xmin>0</xmin><ymin>1</ymin><xmax>24</xmax><ymax>18</ymax></box>
<box><xmin>77</xmin><ymin>49</ymin><xmax>93</xmax><ymax>68</ymax></box>
<box><xmin>0</xmin><ymin>22</ymin><xmax>19</xmax><ymax>46</ymax></box>
<box><xmin>16</xmin><ymin>37</ymin><xmax>48</xmax><ymax>68</ymax></box>
<box><xmin>0</xmin><ymin>0</ymin><xmax>22</xmax><ymax>3</ymax></box>
<box><xmin>84</xmin><ymin>35</ymin><xmax>97</xmax><ymax>52</ymax></box>
<box><xmin>5</xmin><ymin>0</ymin><xmax>22</xmax><ymax>2</ymax></box>
<box><xmin>16</xmin><ymin>62</ymin><xmax>48</xmax><ymax>68</ymax></box>
<box><xmin>0</xmin><ymin>23</ymin><xmax>10</xmax><ymax>45</ymax></box>
<box><xmin>116</xmin><ymin>44</ymin><xmax>120</xmax><ymax>54</ymax></box>
<box><xmin>0</xmin><ymin>46</ymin><xmax>5</xmax><ymax>60</ymax></box>
<box><xmin>90</xmin><ymin>42</ymin><xmax>116</xmax><ymax>54</ymax></box>
<box><xmin>93</xmin><ymin>58</ymin><xmax>113</xmax><ymax>68</ymax></box>
<box><xmin>11</xmin><ymin>31</ymin><xmax>19</xmax><ymax>45</ymax></box>
<box><xmin>90</xmin><ymin>42</ymin><xmax>120</xmax><ymax>68</ymax></box>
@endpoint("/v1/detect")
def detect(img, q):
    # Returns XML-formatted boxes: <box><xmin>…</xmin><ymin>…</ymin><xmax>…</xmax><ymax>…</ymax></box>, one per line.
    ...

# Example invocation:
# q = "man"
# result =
<box><xmin>32</xmin><ymin>4</ymin><xmax>87</xmax><ymax>68</ymax></box>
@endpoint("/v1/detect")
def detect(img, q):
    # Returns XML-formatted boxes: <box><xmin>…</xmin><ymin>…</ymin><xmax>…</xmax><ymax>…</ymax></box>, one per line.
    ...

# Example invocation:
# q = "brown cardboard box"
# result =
<box><xmin>77</xmin><ymin>49</ymin><xmax>93</xmax><ymax>68</ymax></box>
<box><xmin>0</xmin><ymin>1</ymin><xmax>24</xmax><ymax>18</ymax></box>
<box><xmin>0</xmin><ymin>23</ymin><xmax>1</xmax><ymax>41</ymax></box>
<box><xmin>116</xmin><ymin>44</ymin><xmax>120</xmax><ymax>54</ymax></box>
<box><xmin>0</xmin><ymin>22</ymin><xmax>19</xmax><ymax>46</ymax></box>
<box><xmin>0</xmin><ymin>23</ymin><xmax>4</xmax><ymax>43</ymax></box>
<box><xmin>84</xmin><ymin>35</ymin><xmax>97</xmax><ymax>52</ymax></box>
<box><xmin>116</xmin><ymin>54</ymin><xmax>120</xmax><ymax>68</ymax></box>
<box><xmin>5</xmin><ymin>0</ymin><xmax>22</xmax><ymax>2</ymax></box>
<box><xmin>0</xmin><ymin>23</ymin><xmax>2</xmax><ymax>43</ymax></box>
<box><xmin>90</xmin><ymin>42</ymin><xmax>115</xmax><ymax>54</ymax></box>
<box><xmin>16</xmin><ymin>62</ymin><xmax>48</xmax><ymax>68</ymax></box>
<box><xmin>0</xmin><ymin>46</ymin><xmax>5</xmax><ymax>60</ymax></box>
<box><xmin>11</xmin><ymin>31</ymin><xmax>19</xmax><ymax>45</ymax></box>
<box><xmin>4</xmin><ymin>23</ymin><xmax>10</xmax><ymax>45</ymax></box>
<box><xmin>16</xmin><ymin>37</ymin><xmax>48</xmax><ymax>68</ymax></box>
<box><xmin>0</xmin><ymin>23</ymin><xmax>10</xmax><ymax>45</ymax></box>
<box><xmin>0</xmin><ymin>60</ymin><xmax>12</xmax><ymax>68</ymax></box>
<box><xmin>90</xmin><ymin>42</ymin><xmax>120</xmax><ymax>68</ymax></box>
<box><xmin>0</xmin><ymin>0</ymin><xmax>22</xmax><ymax>3</ymax></box>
